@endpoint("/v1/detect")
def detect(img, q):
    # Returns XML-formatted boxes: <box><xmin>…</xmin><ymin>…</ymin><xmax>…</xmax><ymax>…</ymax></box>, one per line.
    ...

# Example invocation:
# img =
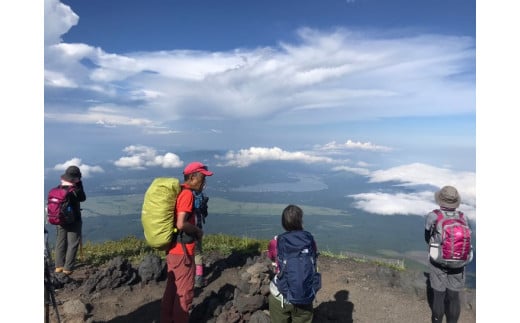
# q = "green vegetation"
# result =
<box><xmin>319</xmin><ymin>248</ymin><xmax>405</xmax><ymax>271</ymax></box>
<box><xmin>81</xmin><ymin>236</ymin><xmax>158</xmax><ymax>266</ymax></box>
<box><xmin>81</xmin><ymin>194</ymin><xmax>143</xmax><ymax>217</ymax></box>
<box><xmin>76</xmin><ymin>234</ymin><xmax>404</xmax><ymax>271</ymax></box>
<box><xmin>202</xmin><ymin>233</ymin><xmax>269</xmax><ymax>254</ymax></box>
<box><xmin>77</xmin><ymin>234</ymin><xmax>270</xmax><ymax>267</ymax></box>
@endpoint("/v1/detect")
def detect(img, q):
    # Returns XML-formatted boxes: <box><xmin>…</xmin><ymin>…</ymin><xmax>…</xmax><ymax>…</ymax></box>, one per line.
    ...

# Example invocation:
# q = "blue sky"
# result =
<box><xmin>44</xmin><ymin>0</ymin><xmax>477</xmax><ymax>219</ymax></box>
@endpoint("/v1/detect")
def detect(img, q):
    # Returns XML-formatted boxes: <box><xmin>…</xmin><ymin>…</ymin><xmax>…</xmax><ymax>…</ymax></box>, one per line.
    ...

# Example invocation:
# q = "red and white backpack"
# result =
<box><xmin>429</xmin><ymin>209</ymin><xmax>473</xmax><ymax>269</ymax></box>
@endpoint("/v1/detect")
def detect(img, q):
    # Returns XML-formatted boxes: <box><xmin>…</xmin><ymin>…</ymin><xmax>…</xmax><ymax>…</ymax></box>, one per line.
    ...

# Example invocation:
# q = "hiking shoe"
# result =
<box><xmin>194</xmin><ymin>275</ymin><xmax>206</xmax><ymax>288</ymax></box>
<box><xmin>55</xmin><ymin>267</ymin><xmax>63</xmax><ymax>273</ymax></box>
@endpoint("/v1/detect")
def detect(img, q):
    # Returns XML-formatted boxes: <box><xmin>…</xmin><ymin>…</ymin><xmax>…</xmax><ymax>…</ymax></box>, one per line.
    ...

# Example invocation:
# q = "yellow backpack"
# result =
<box><xmin>141</xmin><ymin>178</ymin><xmax>181</xmax><ymax>250</ymax></box>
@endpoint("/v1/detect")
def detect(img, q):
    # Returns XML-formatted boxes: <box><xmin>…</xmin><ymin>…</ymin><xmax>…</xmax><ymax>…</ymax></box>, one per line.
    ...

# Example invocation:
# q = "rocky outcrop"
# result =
<box><xmin>197</xmin><ymin>255</ymin><xmax>273</xmax><ymax>323</ymax></box>
<box><xmin>48</xmin><ymin>252</ymin><xmax>275</xmax><ymax>322</ymax></box>
<box><xmin>47</xmin><ymin>251</ymin><xmax>476</xmax><ymax>322</ymax></box>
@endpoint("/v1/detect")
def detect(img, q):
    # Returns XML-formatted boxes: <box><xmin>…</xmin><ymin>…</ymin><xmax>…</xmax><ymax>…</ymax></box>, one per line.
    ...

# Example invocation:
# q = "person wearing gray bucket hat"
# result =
<box><xmin>424</xmin><ymin>186</ymin><xmax>473</xmax><ymax>323</ymax></box>
<box><xmin>53</xmin><ymin>165</ymin><xmax>87</xmax><ymax>276</ymax></box>
<box><xmin>434</xmin><ymin>185</ymin><xmax>461</xmax><ymax>209</ymax></box>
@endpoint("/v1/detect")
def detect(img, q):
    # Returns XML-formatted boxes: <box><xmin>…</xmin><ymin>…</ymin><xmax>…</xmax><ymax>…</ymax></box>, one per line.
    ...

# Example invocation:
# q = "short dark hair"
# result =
<box><xmin>281</xmin><ymin>204</ymin><xmax>303</xmax><ymax>231</ymax></box>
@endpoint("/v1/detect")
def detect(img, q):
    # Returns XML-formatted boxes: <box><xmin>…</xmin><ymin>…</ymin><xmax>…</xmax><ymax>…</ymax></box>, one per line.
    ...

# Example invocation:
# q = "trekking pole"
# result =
<box><xmin>45</xmin><ymin>258</ymin><xmax>61</xmax><ymax>323</ymax></box>
<box><xmin>44</xmin><ymin>229</ymin><xmax>61</xmax><ymax>323</ymax></box>
<box><xmin>79</xmin><ymin>234</ymin><xmax>84</xmax><ymax>262</ymax></box>
<box><xmin>45</xmin><ymin>285</ymin><xmax>49</xmax><ymax>323</ymax></box>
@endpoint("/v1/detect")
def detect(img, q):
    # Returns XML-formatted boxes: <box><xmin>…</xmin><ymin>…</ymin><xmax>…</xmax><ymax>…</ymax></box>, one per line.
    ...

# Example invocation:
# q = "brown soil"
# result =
<box><xmin>47</xmin><ymin>253</ymin><xmax>476</xmax><ymax>323</ymax></box>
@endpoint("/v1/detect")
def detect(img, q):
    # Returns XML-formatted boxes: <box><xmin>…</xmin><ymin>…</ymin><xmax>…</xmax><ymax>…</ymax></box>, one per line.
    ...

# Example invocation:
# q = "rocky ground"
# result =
<box><xmin>45</xmin><ymin>251</ymin><xmax>476</xmax><ymax>323</ymax></box>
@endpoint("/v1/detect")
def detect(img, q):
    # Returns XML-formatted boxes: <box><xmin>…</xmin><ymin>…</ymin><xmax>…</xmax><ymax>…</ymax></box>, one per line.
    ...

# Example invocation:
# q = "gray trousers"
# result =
<box><xmin>54</xmin><ymin>220</ymin><xmax>82</xmax><ymax>271</ymax></box>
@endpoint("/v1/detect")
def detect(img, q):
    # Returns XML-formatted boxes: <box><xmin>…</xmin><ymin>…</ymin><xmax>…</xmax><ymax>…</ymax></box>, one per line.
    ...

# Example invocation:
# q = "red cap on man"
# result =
<box><xmin>183</xmin><ymin>162</ymin><xmax>214</xmax><ymax>176</ymax></box>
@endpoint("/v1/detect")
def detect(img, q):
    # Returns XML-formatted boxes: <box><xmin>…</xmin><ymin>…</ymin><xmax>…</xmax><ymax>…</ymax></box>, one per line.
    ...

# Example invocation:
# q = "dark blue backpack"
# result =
<box><xmin>275</xmin><ymin>230</ymin><xmax>321</xmax><ymax>304</ymax></box>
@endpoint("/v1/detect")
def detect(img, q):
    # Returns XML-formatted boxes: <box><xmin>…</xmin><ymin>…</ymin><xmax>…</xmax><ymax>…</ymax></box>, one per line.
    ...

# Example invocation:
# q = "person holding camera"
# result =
<box><xmin>54</xmin><ymin>166</ymin><xmax>86</xmax><ymax>275</ymax></box>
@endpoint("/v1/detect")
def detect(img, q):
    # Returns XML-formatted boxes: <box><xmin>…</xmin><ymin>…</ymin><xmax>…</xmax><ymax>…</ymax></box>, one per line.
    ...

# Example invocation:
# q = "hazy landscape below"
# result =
<box><xmin>44</xmin><ymin>158</ymin><xmax>476</xmax><ymax>288</ymax></box>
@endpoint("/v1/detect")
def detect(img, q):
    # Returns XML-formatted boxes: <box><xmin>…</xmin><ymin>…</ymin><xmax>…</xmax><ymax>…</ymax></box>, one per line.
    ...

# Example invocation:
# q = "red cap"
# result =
<box><xmin>183</xmin><ymin>162</ymin><xmax>213</xmax><ymax>176</ymax></box>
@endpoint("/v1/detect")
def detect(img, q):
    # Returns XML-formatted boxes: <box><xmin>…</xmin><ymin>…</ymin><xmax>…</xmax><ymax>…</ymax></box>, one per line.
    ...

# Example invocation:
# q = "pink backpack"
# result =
<box><xmin>429</xmin><ymin>209</ymin><xmax>473</xmax><ymax>268</ymax></box>
<box><xmin>268</xmin><ymin>236</ymin><xmax>279</xmax><ymax>273</ymax></box>
<box><xmin>46</xmin><ymin>186</ymin><xmax>75</xmax><ymax>225</ymax></box>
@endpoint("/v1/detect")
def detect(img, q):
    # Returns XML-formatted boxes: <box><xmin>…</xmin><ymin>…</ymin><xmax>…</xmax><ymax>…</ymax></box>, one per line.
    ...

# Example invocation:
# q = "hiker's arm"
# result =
<box><xmin>424</xmin><ymin>229</ymin><xmax>431</xmax><ymax>244</ymax></box>
<box><xmin>424</xmin><ymin>212</ymin><xmax>435</xmax><ymax>244</ymax></box>
<box><xmin>176</xmin><ymin>211</ymin><xmax>203</xmax><ymax>240</ymax></box>
<box><xmin>73</xmin><ymin>180</ymin><xmax>87</xmax><ymax>202</ymax></box>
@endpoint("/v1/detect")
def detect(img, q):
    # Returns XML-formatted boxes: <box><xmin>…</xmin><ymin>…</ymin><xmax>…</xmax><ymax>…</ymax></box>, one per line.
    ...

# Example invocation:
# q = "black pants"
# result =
<box><xmin>432</xmin><ymin>289</ymin><xmax>461</xmax><ymax>323</ymax></box>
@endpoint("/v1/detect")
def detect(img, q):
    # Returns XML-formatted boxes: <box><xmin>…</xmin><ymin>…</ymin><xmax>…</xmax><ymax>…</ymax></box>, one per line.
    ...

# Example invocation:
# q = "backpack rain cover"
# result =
<box><xmin>141</xmin><ymin>178</ymin><xmax>181</xmax><ymax>250</ymax></box>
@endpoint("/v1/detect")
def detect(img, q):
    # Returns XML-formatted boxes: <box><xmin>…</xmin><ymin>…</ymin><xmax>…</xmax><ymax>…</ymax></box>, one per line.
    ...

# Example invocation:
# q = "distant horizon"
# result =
<box><xmin>44</xmin><ymin>151</ymin><xmax>476</xmax><ymax>221</ymax></box>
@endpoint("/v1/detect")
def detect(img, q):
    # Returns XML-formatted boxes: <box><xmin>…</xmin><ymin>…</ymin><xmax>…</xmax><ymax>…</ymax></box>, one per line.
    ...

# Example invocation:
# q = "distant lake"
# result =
<box><xmin>230</xmin><ymin>174</ymin><xmax>328</xmax><ymax>192</ymax></box>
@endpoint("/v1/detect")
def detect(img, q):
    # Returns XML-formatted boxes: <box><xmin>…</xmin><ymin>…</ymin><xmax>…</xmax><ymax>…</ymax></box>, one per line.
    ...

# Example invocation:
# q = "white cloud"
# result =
<box><xmin>215</xmin><ymin>146</ymin><xmax>334</xmax><ymax>167</ymax></box>
<box><xmin>44</xmin><ymin>0</ymin><xmax>78</xmax><ymax>46</ymax></box>
<box><xmin>368</xmin><ymin>163</ymin><xmax>475</xmax><ymax>205</ymax></box>
<box><xmin>45</xmin><ymin>104</ymin><xmax>156</xmax><ymax>127</ymax></box>
<box><xmin>143</xmin><ymin>127</ymin><xmax>182</xmax><ymax>135</ymax></box>
<box><xmin>350</xmin><ymin>191</ymin><xmax>435</xmax><ymax>215</ymax></box>
<box><xmin>350</xmin><ymin>191</ymin><xmax>476</xmax><ymax>220</ymax></box>
<box><xmin>332</xmin><ymin>165</ymin><xmax>371</xmax><ymax>176</ymax></box>
<box><xmin>317</xmin><ymin>140</ymin><xmax>392</xmax><ymax>152</ymax></box>
<box><xmin>44</xmin><ymin>69</ymin><xmax>77</xmax><ymax>88</ymax></box>
<box><xmin>357</xmin><ymin>161</ymin><xmax>371</xmax><ymax>167</ymax></box>
<box><xmin>53</xmin><ymin>158</ymin><xmax>104</xmax><ymax>178</ymax></box>
<box><xmin>114</xmin><ymin>145</ymin><xmax>184</xmax><ymax>169</ymax></box>
<box><xmin>348</xmin><ymin>163</ymin><xmax>476</xmax><ymax>220</ymax></box>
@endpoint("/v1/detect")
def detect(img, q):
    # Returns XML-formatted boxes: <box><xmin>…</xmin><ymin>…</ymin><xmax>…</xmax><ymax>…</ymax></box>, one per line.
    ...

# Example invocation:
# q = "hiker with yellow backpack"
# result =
<box><xmin>141</xmin><ymin>161</ymin><xmax>213</xmax><ymax>323</ymax></box>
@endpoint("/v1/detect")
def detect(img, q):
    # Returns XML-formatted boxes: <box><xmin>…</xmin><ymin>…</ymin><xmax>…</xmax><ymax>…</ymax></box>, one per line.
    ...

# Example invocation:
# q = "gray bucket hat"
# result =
<box><xmin>434</xmin><ymin>185</ymin><xmax>460</xmax><ymax>209</ymax></box>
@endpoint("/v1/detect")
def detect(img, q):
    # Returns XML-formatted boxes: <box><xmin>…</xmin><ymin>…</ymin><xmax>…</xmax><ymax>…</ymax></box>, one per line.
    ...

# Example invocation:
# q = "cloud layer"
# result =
<box><xmin>45</xmin><ymin>0</ymin><xmax>475</xmax><ymax>138</ymax></box>
<box><xmin>349</xmin><ymin>163</ymin><xmax>476</xmax><ymax>220</ymax></box>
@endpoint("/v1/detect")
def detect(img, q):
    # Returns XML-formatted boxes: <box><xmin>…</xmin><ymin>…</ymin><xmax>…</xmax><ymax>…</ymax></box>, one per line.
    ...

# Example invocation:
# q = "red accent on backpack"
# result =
<box><xmin>433</xmin><ymin>209</ymin><xmax>472</xmax><ymax>263</ymax></box>
<box><xmin>47</xmin><ymin>186</ymin><xmax>75</xmax><ymax>225</ymax></box>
